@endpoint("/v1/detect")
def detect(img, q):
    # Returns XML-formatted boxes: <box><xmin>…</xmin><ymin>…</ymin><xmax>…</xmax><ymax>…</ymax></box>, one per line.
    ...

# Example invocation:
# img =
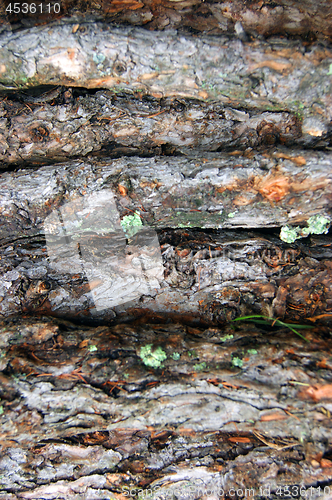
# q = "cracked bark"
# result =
<box><xmin>0</xmin><ymin>6</ymin><xmax>332</xmax><ymax>499</ymax></box>
<box><xmin>0</xmin><ymin>24</ymin><xmax>331</xmax><ymax>166</ymax></box>
<box><xmin>1</xmin><ymin>316</ymin><xmax>332</xmax><ymax>499</ymax></box>
<box><xmin>0</xmin><ymin>153</ymin><xmax>332</xmax><ymax>325</ymax></box>
<box><xmin>0</xmin><ymin>93</ymin><xmax>308</xmax><ymax>166</ymax></box>
<box><xmin>1</xmin><ymin>0</ymin><xmax>332</xmax><ymax>40</ymax></box>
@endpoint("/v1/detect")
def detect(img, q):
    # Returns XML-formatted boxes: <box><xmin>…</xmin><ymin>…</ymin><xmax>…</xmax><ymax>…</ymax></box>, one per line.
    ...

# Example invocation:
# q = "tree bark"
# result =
<box><xmin>0</xmin><ymin>24</ymin><xmax>331</xmax><ymax>147</ymax></box>
<box><xmin>2</xmin><ymin>223</ymin><xmax>332</xmax><ymax>325</ymax></box>
<box><xmin>1</xmin><ymin>151</ymin><xmax>331</xmax><ymax>237</ymax></box>
<box><xmin>1</xmin><ymin>315</ymin><xmax>332</xmax><ymax>499</ymax></box>
<box><xmin>0</xmin><ymin>153</ymin><xmax>331</xmax><ymax>324</ymax></box>
<box><xmin>1</xmin><ymin>0</ymin><xmax>332</xmax><ymax>40</ymax></box>
<box><xmin>0</xmin><ymin>92</ymin><xmax>310</xmax><ymax>166</ymax></box>
<box><xmin>1</xmin><ymin>11</ymin><xmax>332</xmax><ymax>500</ymax></box>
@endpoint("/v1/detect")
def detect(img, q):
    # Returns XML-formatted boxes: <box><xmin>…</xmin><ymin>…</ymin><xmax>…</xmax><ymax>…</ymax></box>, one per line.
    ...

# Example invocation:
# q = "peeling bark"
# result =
<box><xmin>0</xmin><ymin>8</ymin><xmax>332</xmax><ymax>499</ymax></box>
<box><xmin>0</xmin><ymin>25</ymin><xmax>331</xmax><ymax>144</ymax></box>
<box><xmin>1</xmin><ymin>0</ymin><xmax>332</xmax><ymax>40</ymax></box>
<box><xmin>1</xmin><ymin>316</ymin><xmax>332</xmax><ymax>499</ymax></box>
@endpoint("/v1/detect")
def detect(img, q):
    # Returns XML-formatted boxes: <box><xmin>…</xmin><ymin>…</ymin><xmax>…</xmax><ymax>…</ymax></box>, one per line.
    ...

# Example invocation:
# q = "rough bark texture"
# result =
<box><xmin>1</xmin><ymin>151</ymin><xmax>331</xmax><ymax>236</ymax></box>
<box><xmin>1</xmin><ymin>0</ymin><xmax>332</xmax><ymax>40</ymax></box>
<box><xmin>1</xmin><ymin>5</ymin><xmax>332</xmax><ymax>499</ymax></box>
<box><xmin>0</xmin><ymin>154</ymin><xmax>331</xmax><ymax>325</ymax></box>
<box><xmin>0</xmin><ymin>92</ymin><xmax>311</xmax><ymax>166</ymax></box>
<box><xmin>0</xmin><ymin>24</ymin><xmax>331</xmax><ymax>136</ymax></box>
<box><xmin>1</xmin><ymin>223</ymin><xmax>332</xmax><ymax>325</ymax></box>
<box><xmin>1</xmin><ymin>315</ymin><xmax>332</xmax><ymax>499</ymax></box>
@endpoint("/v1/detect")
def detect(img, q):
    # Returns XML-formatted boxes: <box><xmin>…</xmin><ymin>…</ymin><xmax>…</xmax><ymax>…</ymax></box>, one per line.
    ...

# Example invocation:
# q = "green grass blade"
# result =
<box><xmin>232</xmin><ymin>315</ymin><xmax>311</xmax><ymax>342</ymax></box>
<box><xmin>232</xmin><ymin>315</ymin><xmax>270</xmax><ymax>321</ymax></box>
<box><xmin>273</xmin><ymin>319</ymin><xmax>309</xmax><ymax>342</ymax></box>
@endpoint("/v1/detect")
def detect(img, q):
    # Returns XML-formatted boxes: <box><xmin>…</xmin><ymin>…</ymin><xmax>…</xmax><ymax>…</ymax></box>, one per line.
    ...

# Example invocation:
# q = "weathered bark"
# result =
<box><xmin>1</xmin><ymin>152</ymin><xmax>331</xmax><ymax>237</ymax></box>
<box><xmin>1</xmin><ymin>0</ymin><xmax>332</xmax><ymax>40</ymax></box>
<box><xmin>0</xmin><ymin>153</ymin><xmax>331</xmax><ymax>324</ymax></box>
<box><xmin>0</xmin><ymin>92</ymin><xmax>310</xmax><ymax>166</ymax></box>
<box><xmin>0</xmin><ymin>9</ymin><xmax>332</xmax><ymax>499</ymax></box>
<box><xmin>1</xmin><ymin>315</ymin><xmax>332</xmax><ymax>499</ymax></box>
<box><xmin>0</xmin><ymin>25</ymin><xmax>331</xmax><ymax>144</ymax></box>
<box><xmin>1</xmin><ymin>223</ymin><xmax>332</xmax><ymax>325</ymax></box>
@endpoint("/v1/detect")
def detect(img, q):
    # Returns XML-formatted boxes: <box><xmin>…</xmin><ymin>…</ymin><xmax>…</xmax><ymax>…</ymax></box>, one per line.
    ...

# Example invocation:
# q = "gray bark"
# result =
<box><xmin>0</xmin><ymin>24</ymin><xmax>331</xmax><ymax>147</ymax></box>
<box><xmin>0</xmin><ymin>152</ymin><xmax>331</xmax><ymax>324</ymax></box>
<box><xmin>0</xmin><ymin>11</ymin><xmax>332</xmax><ymax>500</ymax></box>
<box><xmin>1</xmin><ymin>225</ymin><xmax>332</xmax><ymax>325</ymax></box>
<box><xmin>0</xmin><ymin>315</ymin><xmax>332</xmax><ymax>499</ymax></box>
<box><xmin>0</xmin><ymin>92</ymin><xmax>309</xmax><ymax>166</ymax></box>
<box><xmin>1</xmin><ymin>151</ymin><xmax>331</xmax><ymax>238</ymax></box>
<box><xmin>1</xmin><ymin>0</ymin><xmax>332</xmax><ymax>40</ymax></box>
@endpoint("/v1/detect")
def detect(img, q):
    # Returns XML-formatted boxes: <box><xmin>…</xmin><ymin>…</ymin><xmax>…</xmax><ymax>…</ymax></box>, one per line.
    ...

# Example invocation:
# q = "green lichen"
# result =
<box><xmin>304</xmin><ymin>215</ymin><xmax>330</xmax><ymax>235</ymax></box>
<box><xmin>220</xmin><ymin>334</ymin><xmax>234</xmax><ymax>342</ymax></box>
<box><xmin>279</xmin><ymin>225</ymin><xmax>300</xmax><ymax>243</ymax></box>
<box><xmin>193</xmin><ymin>361</ymin><xmax>207</xmax><ymax>372</ymax></box>
<box><xmin>280</xmin><ymin>215</ymin><xmax>330</xmax><ymax>243</ymax></box>
<box><xmin>232</xmin><ymin>356</ymin><xmax>243</xmax><ymax>368</ymax></box>
<box><xmin>171</xmin><ymin>352</ymin><xmax>181</xmax><ymax>360</ymax></box>
<box><xmin>328</xmin><ymin>63</ymin><xmax>332</xmax><ymax>76</ymax></box>
<box><xmin>139</xmin><ymin>344</ymin><xmax>167</xmax><ymax>369</ymax></box>
<box><xmin>120</xmin><ymin>211</ymin><xmax>143</xmax><ymax>238</ymax></box>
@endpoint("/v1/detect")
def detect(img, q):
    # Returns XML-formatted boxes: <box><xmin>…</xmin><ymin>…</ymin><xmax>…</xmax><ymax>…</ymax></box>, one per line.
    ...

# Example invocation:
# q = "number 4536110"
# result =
<box><xmin>6</xmin><ymin>3</ymin><xmax>61</xmax><ymax>14</ymax></box>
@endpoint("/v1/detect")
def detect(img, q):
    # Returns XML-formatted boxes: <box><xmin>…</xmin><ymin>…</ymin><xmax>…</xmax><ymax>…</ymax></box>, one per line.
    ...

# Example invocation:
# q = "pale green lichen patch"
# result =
<box><xmin>303</xmin><ymin>215</ymin><xmax>330</xmax><ymax>235</ymax></box>
<box><xmin>220</xmin><ymin>334</ymin><xmax>234</xmax><ymax>342</ymax></box>
<box><xmin>139</xmin><ymin>344</ymin><xmax>167</xmax><ymax>369</ymax></box>
<box><xmin>279</xmin><ymin>225</ymin><xmax>300</xmax><ymax>243</ymax></box>
<box><xmin>193</xmin><ymin>361</ymin><xmax>208</xmax><ymax>372</ymax></box>
<box><xmin>120</xmin><ymin>211</ymin><xmax>143</xmax><ymax>238</ymax></box>
<box><xmin>280</xmin><ymin>214</ymin><xmax>330</xmax><ymax>243</ymax></box>
<box><xmin>93</xmin><ymin>53</ymin><xmax>106</xmax><ymax>65</ymax></box>
<box><xmin>231</xmin><ymin>356</ymin><xmax>243</xmax><ymax>368</ymax></box>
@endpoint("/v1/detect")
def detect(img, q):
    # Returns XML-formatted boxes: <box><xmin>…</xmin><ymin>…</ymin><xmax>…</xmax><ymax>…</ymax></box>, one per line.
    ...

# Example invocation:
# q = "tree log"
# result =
<box><xmin>1</xmin><ymin>151</ymin><xmax>331</xmax><ymax>237</ymax></box>
<box><xmin>0</xmin><ymin>153</ymin><xmax>331</xmax><ymax>324</ymax></box>
<box><xmin>0</xmin><ymin>92</ymin><xmax>311</xmax><ymax>166</ymax></box>
<box><xmin>1</xmin><ymin>315</ymin><xmax>332</xmax><ymax>499</ymax></box>
<box><xmin>1</xmin><ymin>0</ymin><xmax>332</xmax><ymax>40</ymax></box>
<box><xmin>0</xmin><ymin>25</ymin><xmax>331</xmax><ymax>146</ymax></box>
<box><xmin>1</xmin><ymin>9</ymin><xmax>332</xmax><ymax>499</ymax></box>
<box><xmin>1</xmin><ymin>224</ymin><xmax>332</xmax><ymax>325</ymax></box>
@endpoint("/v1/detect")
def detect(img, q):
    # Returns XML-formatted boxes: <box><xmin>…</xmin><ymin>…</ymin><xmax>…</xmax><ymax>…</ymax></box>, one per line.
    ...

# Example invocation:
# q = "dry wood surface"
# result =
<box><xmin>1</xmin><ymin>315</ymin><xmax>332</xmax><ymax>499</ymax></box>
<box><xmin>0</xmin><ymin>6</ymin><xmax>332</xmax><ymax>499</ymax></box>
<box><xmin>1</xmin><ymin>0</ymin><xmax>332</xmax><ymax>40</ymax></box>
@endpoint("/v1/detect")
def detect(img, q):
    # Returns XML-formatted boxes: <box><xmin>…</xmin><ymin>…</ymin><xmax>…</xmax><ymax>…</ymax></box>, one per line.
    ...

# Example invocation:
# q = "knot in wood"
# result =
<box><xmin>113</xmin><ymin>62</ymin><xmax>127</xmax><ymax>75</ymax></box>
<box><xmin>257</xmin><ymin>121</ymin><xmax>280</xmax><ymax>145</ymax></box>
<box><xmin>31</xmin><ymin>125</ymin><xmax>49</xmax><ymax>142</ymax></box>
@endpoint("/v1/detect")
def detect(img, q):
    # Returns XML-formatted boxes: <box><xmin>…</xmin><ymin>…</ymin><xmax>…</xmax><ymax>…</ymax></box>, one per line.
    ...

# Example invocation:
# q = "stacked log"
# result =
<box><xmin>0</xmin><ymin>5</ymin><xmax>332</xmax><ymax>498</ymax></box>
